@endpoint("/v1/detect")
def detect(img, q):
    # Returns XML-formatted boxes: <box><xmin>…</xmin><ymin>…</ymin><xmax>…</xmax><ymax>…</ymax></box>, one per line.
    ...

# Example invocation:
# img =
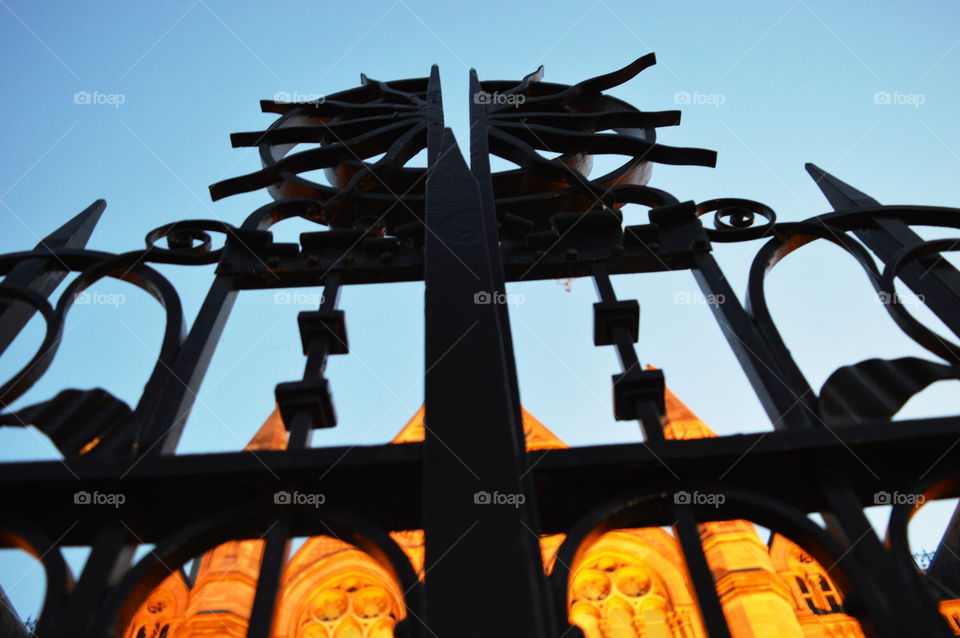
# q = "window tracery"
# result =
<box><xmin>569</xmin><ymin>552</ymin><xmax>684</xmax><ymax>638</ymax></box>
<box><xmin>787</xmin><ymin>548</ymin><xmax>844</xmax><ymax>615</ymax></box>
<box><xmin>295</xmin><ymin>571</ymin><xmax>402</xmax><ymax>638</ymax></box>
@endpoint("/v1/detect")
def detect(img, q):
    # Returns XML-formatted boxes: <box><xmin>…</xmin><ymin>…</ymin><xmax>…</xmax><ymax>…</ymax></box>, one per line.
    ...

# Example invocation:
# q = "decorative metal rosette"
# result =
<box><xmin>210</xmin><ymin>55</ymin><xmax>718</xmax><ymax>234</ymax></box>
<box><xmin>474</xmin><ymin>53</ymin><xmax>717</xmax><ymax>230</ymax></box>
<box><xmin>210</xmin><ymin>72</ymin><xmax>441</xmax><ymax>232</ymax></box>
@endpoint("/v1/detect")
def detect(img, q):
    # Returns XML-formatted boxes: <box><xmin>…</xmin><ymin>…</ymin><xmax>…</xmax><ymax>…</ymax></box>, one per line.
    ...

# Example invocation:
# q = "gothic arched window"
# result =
<box><xmin>569</xmin><ymin>551</ymin><xmax>687</xmax><ymax>638</ymax></box>
<box><xmin>792</xmin><ymin>572</ymin><xmax>845</xmax><ymax>615</ymax></box>
<box><xmin>794</xmin><ymin>575</ymin><xmax>819</xmax><ymax>613</ymax></box>
<box><xmin>817</xmin><ymin>575</ymin><xmax>843</xmax><ymax>612</ymax></box>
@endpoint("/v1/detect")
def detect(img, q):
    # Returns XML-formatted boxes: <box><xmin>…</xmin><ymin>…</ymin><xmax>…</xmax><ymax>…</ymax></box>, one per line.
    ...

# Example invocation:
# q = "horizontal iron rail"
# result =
<box><xmin>2</xmin><ymin>415</ymin><xmax>957</xmax><ymax>545</ymax></box>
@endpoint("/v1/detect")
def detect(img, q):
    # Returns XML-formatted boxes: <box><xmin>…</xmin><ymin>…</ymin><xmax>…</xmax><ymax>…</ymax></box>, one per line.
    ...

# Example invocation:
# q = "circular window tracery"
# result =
<box><xmin>569</xmin><ymin>551</ymin><xmax>688</xmax><ymax>638</ymax></box>
<box><xmin>297</xmin><ymin>571</ymin><xmax>402</xmax><ymax>638</ymax></box>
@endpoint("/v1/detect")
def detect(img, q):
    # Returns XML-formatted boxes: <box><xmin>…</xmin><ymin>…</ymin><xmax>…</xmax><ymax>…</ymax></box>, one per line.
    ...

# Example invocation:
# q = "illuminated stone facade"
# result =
<box><xmin>124</xmin><ymin>391</ymin><xmax>960</xmax><ymax>637</ymax></box>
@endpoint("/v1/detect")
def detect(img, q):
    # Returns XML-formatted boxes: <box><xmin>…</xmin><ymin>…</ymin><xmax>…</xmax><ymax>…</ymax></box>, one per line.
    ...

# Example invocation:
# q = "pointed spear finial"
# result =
<box><xmin>806</xmin><ymin>163</ymin><xmax>960</xmax><ymax>342</ymax></box>
<box><xmin>805</xmin><ymin>163</ymin><xmax>880</xmax><ymax>210</ymax></box>
<box><xmin>0</xmin><ymin>199</ymin><xmax>106</xmax><ymax>355</ymax></box>
<box><xmin>41</xmin><ymin>199</ymin><xmax>105</xmax><ymax>248</ymax></box>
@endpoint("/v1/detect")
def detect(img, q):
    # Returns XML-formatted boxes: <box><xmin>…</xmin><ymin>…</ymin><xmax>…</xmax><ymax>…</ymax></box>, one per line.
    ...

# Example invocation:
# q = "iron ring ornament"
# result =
<box><xmin>695</xmin><ymin>198</ymin><xmax>777</xmax><ymax>241</ymax></box>
<box><xmin>143</xmin><ymin>220</ymin><xmax>239</xmax><ymax>264</ymax></box>
<box><xmin>1</xmin><ymin>55</ymin><xmax>960</xmax><ymax>638</ymax></box>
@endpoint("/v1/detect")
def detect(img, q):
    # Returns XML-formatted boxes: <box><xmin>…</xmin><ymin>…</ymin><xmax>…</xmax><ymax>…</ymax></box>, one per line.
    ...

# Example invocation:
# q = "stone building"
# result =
<box><xmin>123</xmin><ymin>390</ymin><xmax>960</xmax><ymax>638</ymax></box>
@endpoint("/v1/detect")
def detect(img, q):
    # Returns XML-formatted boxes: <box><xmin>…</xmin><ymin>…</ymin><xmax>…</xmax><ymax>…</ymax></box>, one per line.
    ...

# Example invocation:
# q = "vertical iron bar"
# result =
<box><xmin>245</xmin><ymin>410</ymin><xmax>309</xmax><ymax>638</ymax></box>
<box><xmin>591</xmin><ymin>264</ymin><xmax>663</xmax><ymax>443</ymax></box>
<box><xmin>302</xmin><ymin>273</ymin><xmax>342</xmax><ymax>378</ymax></box>
<box><xmin>420</xmin><ymin>65</ymin><xmax>553</xmax><ymax>631</ymax></box>
<box><xmin>692</xmin><ymin>252</ymin><xmax>817</xmax><ymax>430</ymax></box>
<box><xmin>140</xmin><ymin>275</ymin><xmax>238</xmax><ymax>455</ymax></box>
<box><xmin>58</xmin><ymin>525</ymin><xmax>134</xmax><ymax>637</ymax></box>
<box><xmin>245</xmin><ymin>519</ymin><xmax>292</xmax><ymax>638</ymax></box>
<box><xmin>816</xmin><ymin>472</ymin><xmax>944</xmax><ymax>637</ymax></box>
<box><xmin>671</xmin><ymin>505</ymin><xmax>733</xmax><ymax>638</ymax></box>
<box><xmin>473</xmin><ymin>67</ymin><xmax>557</xmax><ymax>634</ymax></box>
<box><xmin>634</xmin><ymin>400</ymin><xmax>665</xmax><ymax>444</ymax></box>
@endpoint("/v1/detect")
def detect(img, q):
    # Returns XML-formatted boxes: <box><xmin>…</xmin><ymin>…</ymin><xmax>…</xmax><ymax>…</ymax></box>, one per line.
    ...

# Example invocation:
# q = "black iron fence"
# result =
<box><xmin>1</xmin><ymin>54</ymin><xmax>959</xmax><ymax>637</ymax></box>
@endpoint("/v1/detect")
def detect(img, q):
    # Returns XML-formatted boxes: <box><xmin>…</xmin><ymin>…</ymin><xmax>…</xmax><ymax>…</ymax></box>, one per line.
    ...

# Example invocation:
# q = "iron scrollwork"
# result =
<box><xmin>1</xmin><ymin>54</ymin><xmax>960</xmax><ymax>638</ymax></box>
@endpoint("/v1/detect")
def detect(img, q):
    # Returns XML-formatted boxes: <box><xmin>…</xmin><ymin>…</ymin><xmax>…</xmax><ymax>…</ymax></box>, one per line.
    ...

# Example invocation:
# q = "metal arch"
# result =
<box><xmin>546</xmin><ymin>486</ymin><xmax>896</xmax><ymax>638</ymax></box>
<box><xmin>879</xmin><ymin>237</ymin><xmax>960</xmax><ymax>362</ymax></box>
<box><xmin>0</xmin><ymin>249</ymin><xmax>185</xmax><ymax>415</ymax></box>
<box><xmin>884</xmin><ymin>471</ymin><xmax>960</xmax><ymax>633</ymax></box>
<box><xmin>744</xmin><ymin>211</ymin><xmax>960</xmax><ymax>410</ymax></box>
<box><xmin>0</xmin><ymin>518</ymin><xmax>74</xmax><ymax>636</ymax></box>
<box><xmin>744</xmin><ymin>218</ymin><xmax>886</xmax><ymax>426</ymax></box>
<box><xmin>90</xmin><ymin>505</ymin><xmax>425</xmax><ymax>638</ymax></box>
<box><xmin>0</xmin><ymin>284</ymin><xmax>58</xmax><ymax>404</ymax></box>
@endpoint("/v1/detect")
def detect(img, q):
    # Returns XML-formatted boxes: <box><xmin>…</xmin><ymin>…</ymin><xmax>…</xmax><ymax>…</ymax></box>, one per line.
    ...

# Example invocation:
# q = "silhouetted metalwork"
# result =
<box><xmin>1</xmin><ymin>54</ymin><xmax>959</xmax><ymax>637</ymax></box>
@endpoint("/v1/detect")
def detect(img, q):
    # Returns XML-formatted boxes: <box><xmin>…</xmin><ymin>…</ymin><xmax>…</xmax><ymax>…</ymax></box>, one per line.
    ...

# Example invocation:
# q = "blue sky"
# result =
<box><xmin>1</xmin><ymin>0</ymin><xmax>959</xmax><ymax>624</ymax></box>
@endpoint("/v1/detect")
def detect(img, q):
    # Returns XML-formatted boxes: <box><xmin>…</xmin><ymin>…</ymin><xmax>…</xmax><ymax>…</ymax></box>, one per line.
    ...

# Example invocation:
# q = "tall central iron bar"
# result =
<box><xmin>420</xmin><ymin>68</ymin><xmax>556</xmax><ymax>637</ymax></box>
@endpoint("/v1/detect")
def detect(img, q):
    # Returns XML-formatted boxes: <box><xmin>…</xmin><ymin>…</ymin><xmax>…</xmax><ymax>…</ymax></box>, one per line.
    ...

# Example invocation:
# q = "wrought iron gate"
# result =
<box><xmin>2</xmin><ymin>54</ymin><xmax>960</xmax><ymax>637</ymax></box>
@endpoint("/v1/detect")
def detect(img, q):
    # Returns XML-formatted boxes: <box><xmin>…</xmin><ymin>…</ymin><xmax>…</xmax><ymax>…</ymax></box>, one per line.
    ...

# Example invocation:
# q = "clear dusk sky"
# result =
<box><xmin>1</xmin><ymin>0</ymin><xmax>959</xmax><ymax>623</ymax></box>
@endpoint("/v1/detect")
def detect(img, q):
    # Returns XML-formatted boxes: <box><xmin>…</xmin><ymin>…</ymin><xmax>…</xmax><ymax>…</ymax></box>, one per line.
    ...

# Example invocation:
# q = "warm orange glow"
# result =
<box><xmin>123</xmin><ymin>390</ymin><xmax>958</xmax><ymax>637</ymax></box>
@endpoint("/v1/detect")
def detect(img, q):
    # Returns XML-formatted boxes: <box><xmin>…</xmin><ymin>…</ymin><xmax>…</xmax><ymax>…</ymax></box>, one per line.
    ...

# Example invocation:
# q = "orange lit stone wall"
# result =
<box><xmin>122</xmin><ymin>394</ymin><xmax>953</xmax><ymax>637</ymax></box>
<box><xmin>940</xmin><ymin>599</ymin><xmax>960</xmax><ymax>635</ymax></box>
